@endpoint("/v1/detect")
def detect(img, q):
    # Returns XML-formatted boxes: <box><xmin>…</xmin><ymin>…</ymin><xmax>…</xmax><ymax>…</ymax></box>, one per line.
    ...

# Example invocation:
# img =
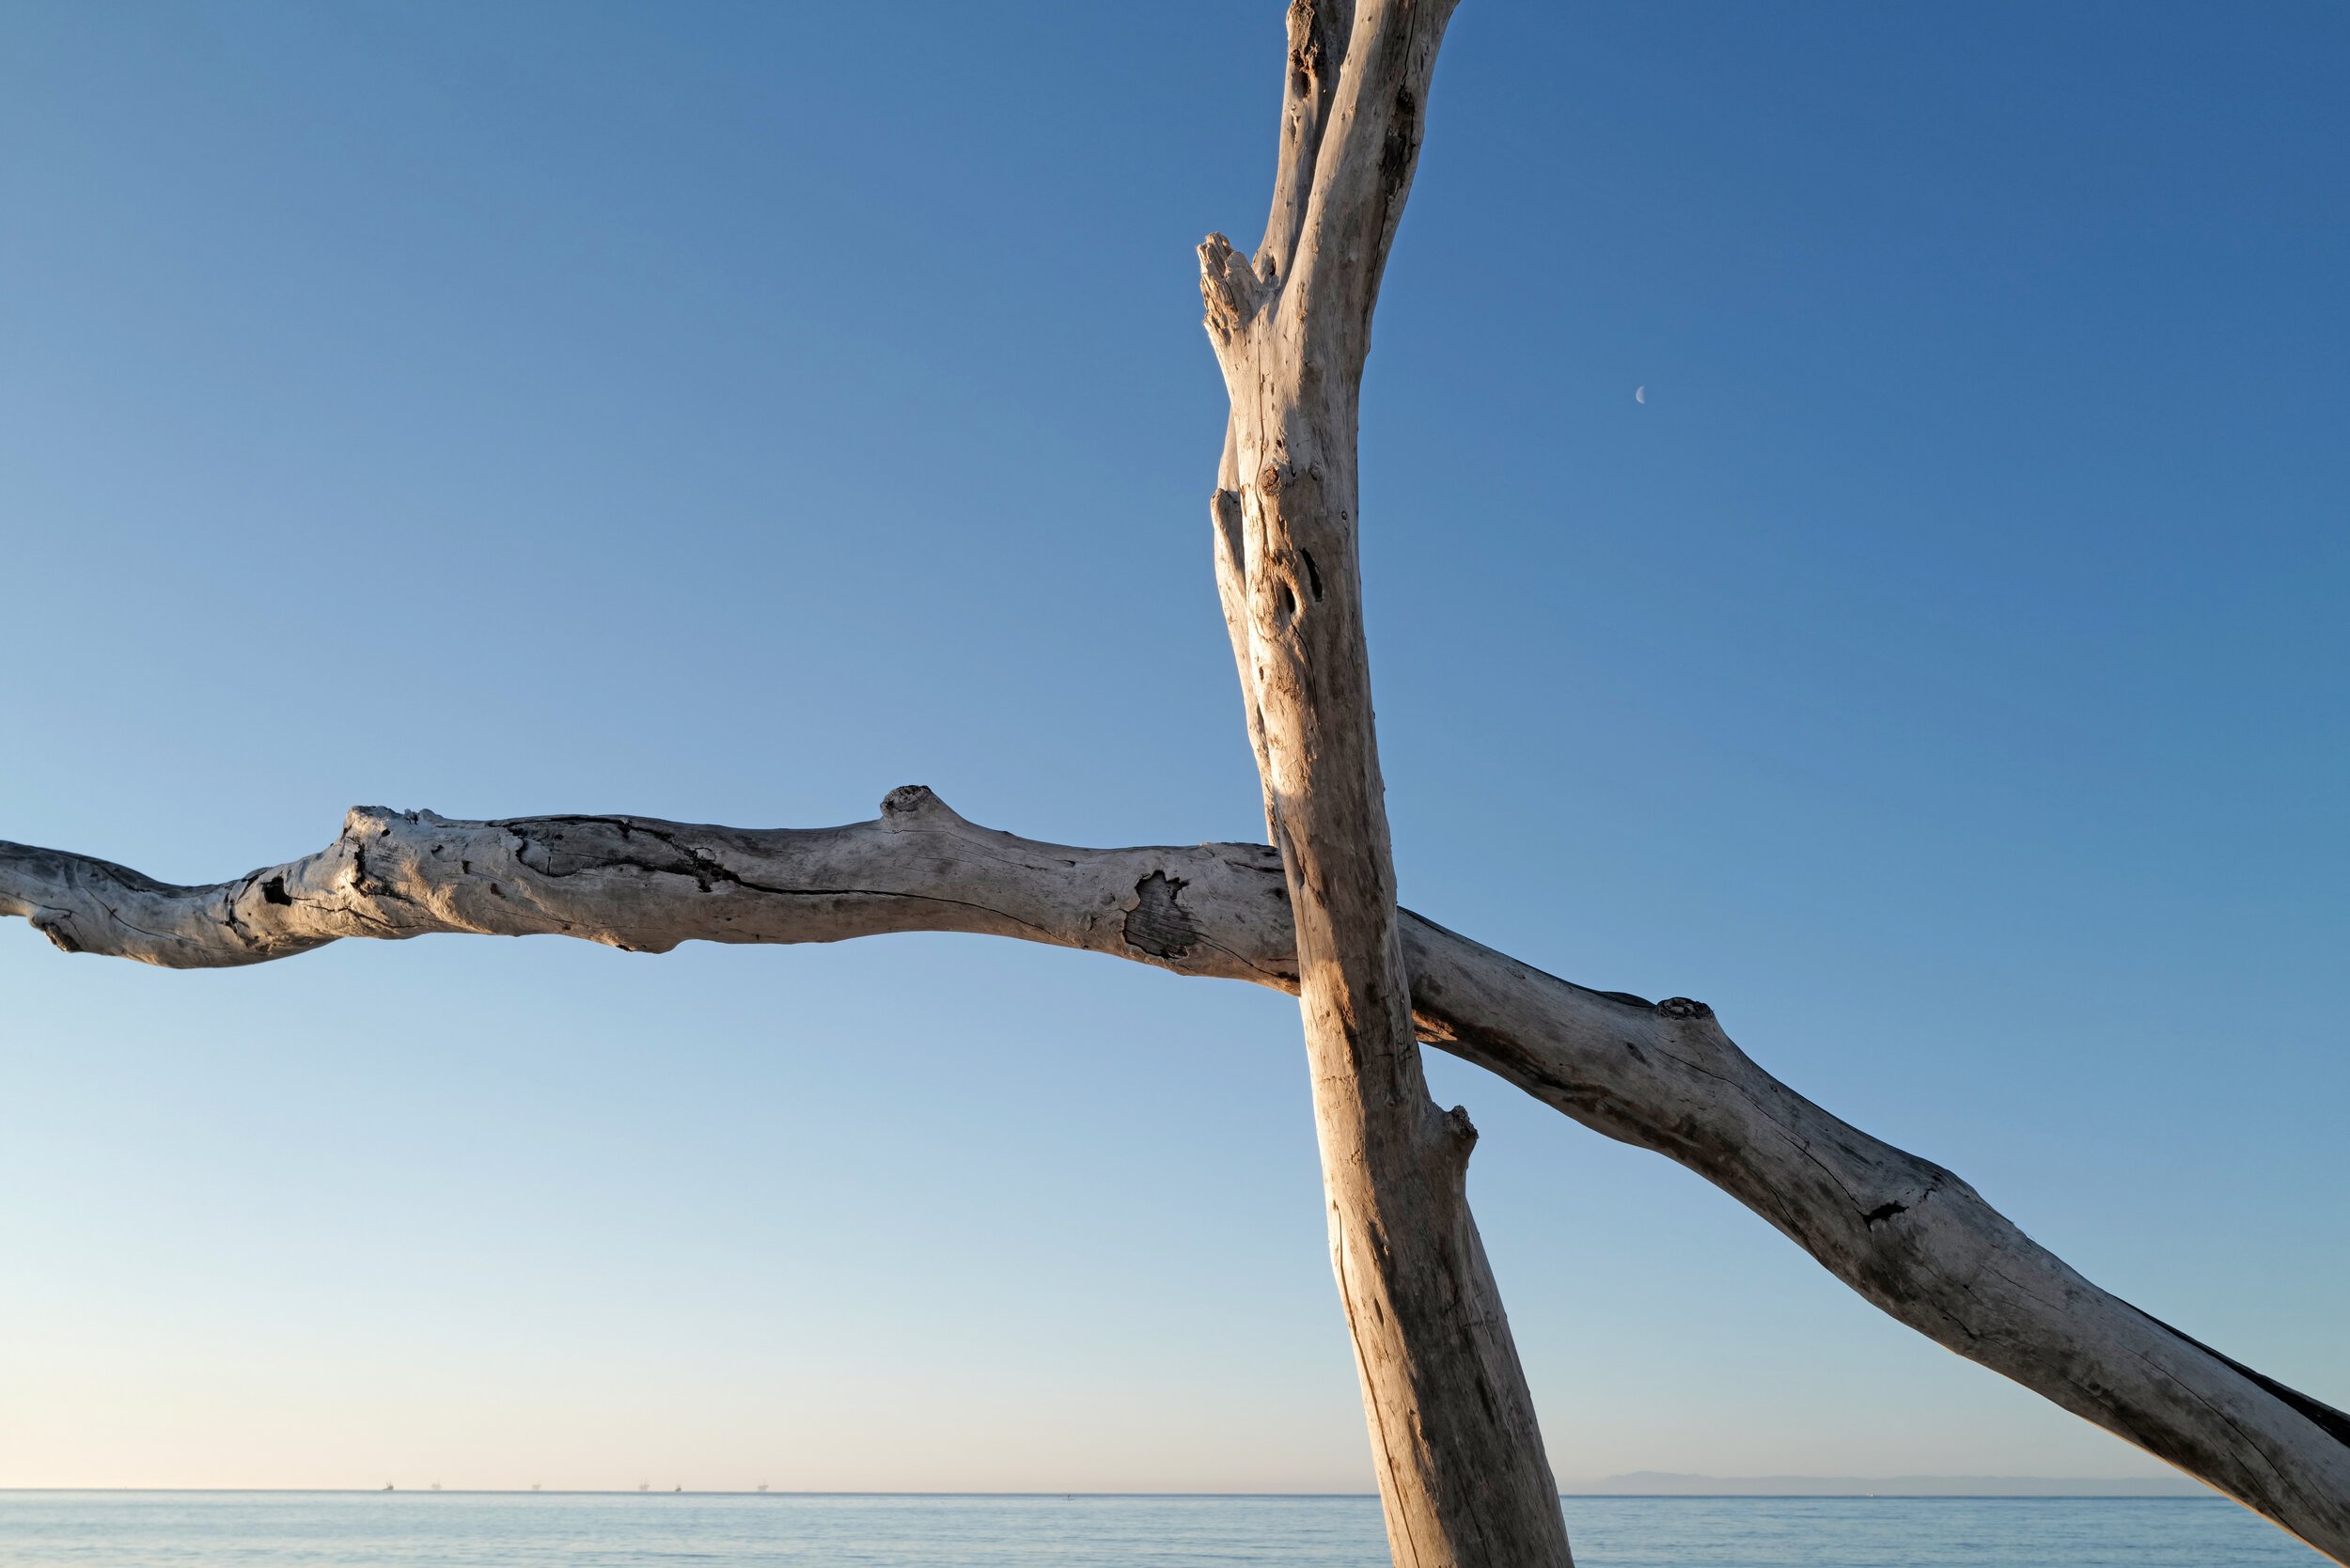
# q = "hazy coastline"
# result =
<box><xmin>1559</xmin><ymin>1473</ymin><xmax>2212</xmax><ymax>1497</ymax></box>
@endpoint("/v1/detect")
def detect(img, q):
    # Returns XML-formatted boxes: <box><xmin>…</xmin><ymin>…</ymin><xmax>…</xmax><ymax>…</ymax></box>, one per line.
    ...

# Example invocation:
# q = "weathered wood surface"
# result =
<box><xmin>1198</xmin><ymin>0</ymin><xmax>1572</xmax><ymax>1560</ymax></box>
<box><xmin>8</xmin><ymin>5</ymin><xmax>2343</xmax><ymax>1564</ymax></box>
<box><xmin>7</xmin><ymin>794</ymin><xmax>2346</xmax><ymax>1560</ymax></box>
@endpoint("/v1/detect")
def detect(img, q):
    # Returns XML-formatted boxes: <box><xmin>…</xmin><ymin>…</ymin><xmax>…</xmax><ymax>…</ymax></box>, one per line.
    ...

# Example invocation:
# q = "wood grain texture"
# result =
<box><xmin>7</xmin><ymin>4</ymin><xmax>2342</xmax><ymax>1562</ymax></box>
<box><xmin>1200</xmin><ymin>2</ymin><xmax>1574</xmax><ymax>1561</ymax></box>
<box><xmin>8</xmin><ymin>798</ymin><xmax>2346</xmax><ymax>1560</ymax></box>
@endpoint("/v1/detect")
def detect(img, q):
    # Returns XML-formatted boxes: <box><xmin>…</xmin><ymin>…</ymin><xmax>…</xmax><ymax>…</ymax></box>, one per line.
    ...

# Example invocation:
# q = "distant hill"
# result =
<box><xmin>1559</xmin><ymin>1472</ymin><xmax>2213</xmax><ymax>1497</ymax></box>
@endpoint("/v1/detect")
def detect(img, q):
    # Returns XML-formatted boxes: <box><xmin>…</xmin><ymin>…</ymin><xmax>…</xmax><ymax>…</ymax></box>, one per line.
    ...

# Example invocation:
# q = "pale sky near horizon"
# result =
<box><xmin>2</xmin><ymin>1</ymin><xmax>2345</xmax><ymax>1493</ymax></box>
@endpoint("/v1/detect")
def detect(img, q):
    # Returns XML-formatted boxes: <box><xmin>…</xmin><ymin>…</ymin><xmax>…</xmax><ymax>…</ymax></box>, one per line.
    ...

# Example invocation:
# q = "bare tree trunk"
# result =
<box><xmin>1199</xmin><ymin>4</ymin><xmax>1571</xmax><ymax>1563</ymax></box>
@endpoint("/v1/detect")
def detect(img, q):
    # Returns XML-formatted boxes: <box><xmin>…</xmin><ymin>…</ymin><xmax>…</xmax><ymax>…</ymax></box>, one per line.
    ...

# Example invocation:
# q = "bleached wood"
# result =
<box><xmin>7</xmin><ymin>4</ymin><xmax>2342</xmax><ymax>1563</ymax></box>
<box><xmin>0</xmin><ymin>789</ymin><xmax>1295</xmax><ymax>978</ymax></box>
<box><xmin>1399</xmin><ymin>918</ymin><xmax>2350</xmax><ymax>1563</ymax></box>
<box><xmin>7</xmin><ymin>795</ymin><xmax>2346</xmax><ymax>1560</ymax></box>
<box><xmin>1199</xmin><ymin>3</ymin><xmax>1572</xmax><ymax>1562</ymax></box>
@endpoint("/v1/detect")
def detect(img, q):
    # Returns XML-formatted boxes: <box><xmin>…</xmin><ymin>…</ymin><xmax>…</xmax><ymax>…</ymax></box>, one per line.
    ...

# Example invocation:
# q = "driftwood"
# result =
<box><xmin>1198</xmin><ymin>0</ymin><xmax>1569</xmax><ymax>1559</ymax></box>
<box><xmin>7</xmin><ymin>3</ymin><xmax>2344</xmax><ymax>1565</ymax></box>
<box><xmin>5</xmin><ymin>793</ymin><xmax>2347</xmax><ymax>1559</ymax></box>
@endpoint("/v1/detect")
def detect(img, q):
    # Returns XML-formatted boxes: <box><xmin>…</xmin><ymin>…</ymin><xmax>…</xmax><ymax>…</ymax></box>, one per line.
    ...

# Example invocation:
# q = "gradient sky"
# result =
<box><xmin>2</xmin><ymin>0</ymin><xmax>2344</xmax><ymax>1493</ymax></box>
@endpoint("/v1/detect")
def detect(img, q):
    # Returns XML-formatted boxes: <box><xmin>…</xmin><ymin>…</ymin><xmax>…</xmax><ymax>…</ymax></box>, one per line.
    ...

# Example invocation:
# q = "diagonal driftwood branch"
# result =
<box><xmin>7</xmin><ymin>792</ymin><xmax>2346</xmax><ymax>1560</ymax></box>
<box><xmin>1198</xmin><ymin>2</ymin><xmax>1570</xmax><ymax>1560</ymax></box>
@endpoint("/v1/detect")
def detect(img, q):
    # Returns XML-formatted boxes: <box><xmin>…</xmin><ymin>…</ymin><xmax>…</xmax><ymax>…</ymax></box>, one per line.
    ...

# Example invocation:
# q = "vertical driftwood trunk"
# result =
<box><xmin>1203</xmin><ymin>5</ymin><xmax>1572</xmax><ymax>1564</ymax></box>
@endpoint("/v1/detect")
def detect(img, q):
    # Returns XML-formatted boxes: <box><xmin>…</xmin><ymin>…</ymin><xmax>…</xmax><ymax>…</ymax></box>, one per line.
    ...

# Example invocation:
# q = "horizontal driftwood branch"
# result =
<box><xmin>5</xmin><ymin>787</ymin><xmax>2346</xmax><ymax>1560</ymax></box>
<box><xmin>0</xmin><ymin>787</ymin><xmax>1300</xmax><ymax>981</ymax></box>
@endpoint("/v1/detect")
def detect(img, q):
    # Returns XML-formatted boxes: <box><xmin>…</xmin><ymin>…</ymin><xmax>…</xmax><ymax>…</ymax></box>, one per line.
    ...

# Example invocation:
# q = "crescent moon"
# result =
<box><xmin>1635</xmin><ymin>385</ymin><xmax>1646</xmax><ymax>403</ymax></box>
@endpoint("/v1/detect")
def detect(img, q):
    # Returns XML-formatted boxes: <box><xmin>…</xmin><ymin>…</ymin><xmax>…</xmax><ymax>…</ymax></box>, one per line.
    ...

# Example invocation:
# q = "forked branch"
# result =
<box><xmin>1200</xmin><ymin>3</ymin><xmax>1572</xmax><ymax>1561</ymax></box>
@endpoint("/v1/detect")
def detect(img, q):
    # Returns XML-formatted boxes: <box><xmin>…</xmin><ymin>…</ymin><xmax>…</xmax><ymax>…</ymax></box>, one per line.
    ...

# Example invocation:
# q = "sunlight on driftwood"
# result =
<box><xmin>3</xmin><ymin>2</ymin><xmax>2346</xmax><ymax>1564</ymax></box>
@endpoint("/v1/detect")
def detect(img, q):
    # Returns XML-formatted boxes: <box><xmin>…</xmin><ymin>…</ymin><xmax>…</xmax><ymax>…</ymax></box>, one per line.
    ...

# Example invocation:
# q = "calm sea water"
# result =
<box><xmin>0</xmin><ymin>1491</ymin><xmax>2326</xmax><ymax>1567</ymax></box>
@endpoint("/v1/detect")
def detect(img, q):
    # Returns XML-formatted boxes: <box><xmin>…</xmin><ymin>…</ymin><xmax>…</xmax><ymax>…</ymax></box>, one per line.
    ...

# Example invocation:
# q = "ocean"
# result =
<box><xmin>0</xmin><ymin>1491</ymin><xmax>2327</xmax><ymax>1566</ymax></box>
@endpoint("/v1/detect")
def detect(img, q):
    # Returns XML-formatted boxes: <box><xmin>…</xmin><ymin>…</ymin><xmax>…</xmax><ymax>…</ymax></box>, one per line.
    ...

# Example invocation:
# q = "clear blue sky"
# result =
<box><xmin>2</xmin><ymin>0</ymin><xmax>2343</xmax><ymax>1491</ymax></box>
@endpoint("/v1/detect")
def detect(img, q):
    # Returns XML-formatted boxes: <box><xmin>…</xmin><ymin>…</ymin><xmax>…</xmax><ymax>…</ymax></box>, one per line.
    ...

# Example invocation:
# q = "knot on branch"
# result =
<box><xmin>1656</xmin><ymin>996</ymin><xmax>1714</xmax><ymax>1021</ymax></box>
<box><xmin>29</xmin><ymin>909</ymin><xmax>84</xmax><ymax>954</ymax></box>
<box><xmin>1426</xmin><ymin>1102</ymin><xmax>1480</xmax><ymax>1182</ymax></box>
<box><xmin>881</xmin><ymin>784</ymin><xmax>964</xmax><ymax>832</ymax></box>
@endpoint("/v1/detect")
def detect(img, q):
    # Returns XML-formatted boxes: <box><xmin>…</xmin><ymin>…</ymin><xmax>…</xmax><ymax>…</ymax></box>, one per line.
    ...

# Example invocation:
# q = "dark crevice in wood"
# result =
<box><xmin>1122</xmin><ymin>870</ymin><xmax>1200</xmax><ymax>960</ymax></box>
